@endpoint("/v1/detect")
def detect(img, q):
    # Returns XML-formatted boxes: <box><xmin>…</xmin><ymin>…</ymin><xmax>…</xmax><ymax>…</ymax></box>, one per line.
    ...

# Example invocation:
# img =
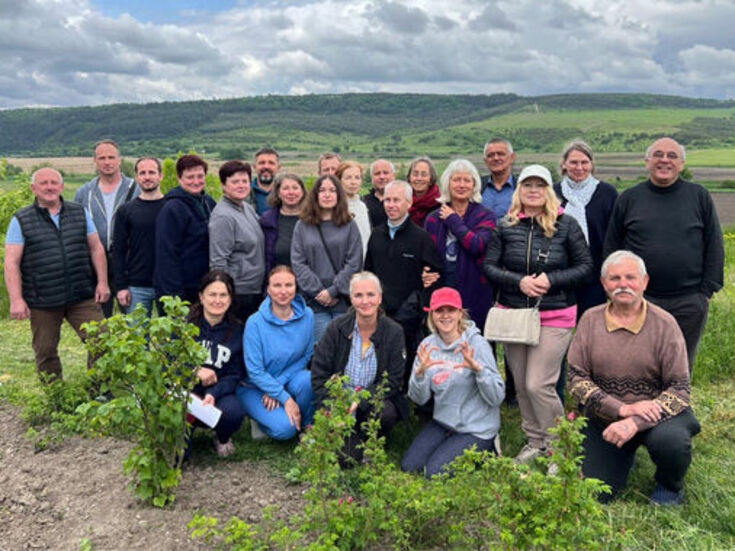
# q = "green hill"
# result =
<box><xmin>2</xmin><ymin>92</ymin><xmax>735</xmax><ymax>157</ymax></box>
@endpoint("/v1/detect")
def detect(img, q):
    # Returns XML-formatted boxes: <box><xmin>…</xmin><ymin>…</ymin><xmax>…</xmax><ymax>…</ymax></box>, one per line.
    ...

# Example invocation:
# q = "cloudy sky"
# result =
<box><xmin>2</xmin><ymin>0</ymin><xmax>735</xmax><ymax>108</ymax></box>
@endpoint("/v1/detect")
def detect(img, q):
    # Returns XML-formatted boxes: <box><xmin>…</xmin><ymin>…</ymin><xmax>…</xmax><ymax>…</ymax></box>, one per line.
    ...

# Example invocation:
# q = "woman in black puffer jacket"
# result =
<box><xmin>483</xmin><ymin>165</ymin><xmax>592</xmax><ymax>466</ymax></box>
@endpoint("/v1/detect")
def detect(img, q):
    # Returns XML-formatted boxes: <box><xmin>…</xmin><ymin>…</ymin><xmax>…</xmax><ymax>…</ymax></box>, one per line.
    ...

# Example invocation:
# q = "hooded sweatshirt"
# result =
<box><xmin>243</xmin><ymin>294</ymin><xmax>314</xmax><ymax>404</ymax></box>
<box><xmin>154</xmin><ymin>186</ymin><xmax>216</xmax><ymax>298</ymax></box>
<box><xmin>194</xmin><ymin>317</ymin><xmax>246</xmax><ymax>401</ymax></box>
<box><xmin>408</xmin><ymin>322</ymin><xmax>505</xmax><ymax>439</ymax></box>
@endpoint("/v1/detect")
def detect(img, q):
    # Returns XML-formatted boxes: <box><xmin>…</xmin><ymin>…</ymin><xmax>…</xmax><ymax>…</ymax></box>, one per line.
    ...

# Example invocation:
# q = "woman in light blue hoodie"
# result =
<box><xmin>236</xmin><ymin>266</ymin><xmax>315</xmax><ymax>440</ymax></box>
<box><xmin>401</xmin><ymin>287</ymin><xmax>505</xmax><ymax>478</ymax></box>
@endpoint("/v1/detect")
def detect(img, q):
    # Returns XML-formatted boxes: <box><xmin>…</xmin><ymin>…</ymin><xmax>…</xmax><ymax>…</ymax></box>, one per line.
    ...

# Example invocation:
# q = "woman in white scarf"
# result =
<box><xmin>554</xmin><ymin>139</ymin><xmax>618</xmax><ymax>316</ymax></box>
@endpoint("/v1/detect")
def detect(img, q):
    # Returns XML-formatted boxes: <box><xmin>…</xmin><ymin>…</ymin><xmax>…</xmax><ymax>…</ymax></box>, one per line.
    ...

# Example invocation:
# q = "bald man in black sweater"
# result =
<box><xmin>603</xmin><ymin>137</ymin><xmax>724</xmax><ymax>372</ymax></box>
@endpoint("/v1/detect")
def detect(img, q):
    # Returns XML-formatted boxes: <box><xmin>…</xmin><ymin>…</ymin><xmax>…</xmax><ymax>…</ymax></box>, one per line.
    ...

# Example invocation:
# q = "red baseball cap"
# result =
<box><xmin>424</xmin><ymin>287</ymin><xmax>463</xmax><ymax>311</ymax></box>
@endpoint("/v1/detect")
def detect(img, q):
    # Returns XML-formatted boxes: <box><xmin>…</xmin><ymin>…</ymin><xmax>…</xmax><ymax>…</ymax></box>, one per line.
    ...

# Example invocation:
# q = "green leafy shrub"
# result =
<box><xmin>189</xmin><ymin>376</ymin><xmax>628</xmax><ymax>550</ymax></box>
<box><xmin>0</xmin><ymin>162</ymin><xmax>33</xmax><ymax>318</ymax></box>
<box><xmin>80</xmin><ymin>297</ymin><xmax>207</xmax><ymax>506</ymax></box>
<box><xmin>16</xmin><ymin>375</ymin><xmax>90</xmax><ymax>450</ymax></box>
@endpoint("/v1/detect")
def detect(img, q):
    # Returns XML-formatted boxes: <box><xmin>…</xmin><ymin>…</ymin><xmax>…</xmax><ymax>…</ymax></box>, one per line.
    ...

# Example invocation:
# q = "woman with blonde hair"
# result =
<box><xmin>335</xmin><ymin>160</ymin><xmax>371</xmax><ymax>253</ymax></box>
<box><xmin>402</xmin><ymin>287</ymin><xmax>504</xmax><ymax>478</ymax></box>
<box><xmin>483</xmin><ymin>165</ymin><xmax>592</xmax><ymax>464</ymax></box>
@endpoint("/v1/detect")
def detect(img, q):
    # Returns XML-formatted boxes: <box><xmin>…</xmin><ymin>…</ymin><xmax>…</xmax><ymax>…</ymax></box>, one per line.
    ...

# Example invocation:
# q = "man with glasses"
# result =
<box><xmin>480</xmin><ymin>137</ymin><xmax>516</xmax><ymax>219</ymax></box>
<box><xmin>603</xmin><ymin>137</ymin><xmax>724</xmax><ymax>372</ymax></box>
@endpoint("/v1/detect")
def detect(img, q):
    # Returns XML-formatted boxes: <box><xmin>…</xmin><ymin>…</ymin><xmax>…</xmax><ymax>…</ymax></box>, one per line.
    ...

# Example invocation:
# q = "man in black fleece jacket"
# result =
<box><xmin>603</xmin><ymin>137</ymin><xmax>724</xmax><ymax>372</ymax></box>
<box><xmin>154</xmin><ymin>155</ymin><xmax>216</xmax><ymax>303</ymax></box>
<box><xmin>365</xmin><ymin>180</ymin><xmax>443</xmax><ymax>384</ymax></box>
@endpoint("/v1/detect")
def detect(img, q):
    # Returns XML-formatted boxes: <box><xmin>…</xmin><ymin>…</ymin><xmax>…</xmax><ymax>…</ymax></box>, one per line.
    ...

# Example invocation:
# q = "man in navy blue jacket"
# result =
<box><xmin>154</xmin><ymin>154</ymin><xmax>216</xmax><ymax>304</ymax></box>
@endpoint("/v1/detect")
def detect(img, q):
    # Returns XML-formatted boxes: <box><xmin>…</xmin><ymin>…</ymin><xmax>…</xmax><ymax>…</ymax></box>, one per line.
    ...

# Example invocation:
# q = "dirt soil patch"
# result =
<box><xmin>0</xmin><ymin>405</ymin><xmax>305</xmax><ymax>550</ymax></box>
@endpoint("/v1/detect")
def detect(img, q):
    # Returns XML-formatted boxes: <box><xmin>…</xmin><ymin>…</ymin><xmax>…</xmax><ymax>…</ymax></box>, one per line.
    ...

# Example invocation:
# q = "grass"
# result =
<box><xmin>0</xmin><ymin>235</ymin><xmax>733</xmax><ymax>550</ymax></box>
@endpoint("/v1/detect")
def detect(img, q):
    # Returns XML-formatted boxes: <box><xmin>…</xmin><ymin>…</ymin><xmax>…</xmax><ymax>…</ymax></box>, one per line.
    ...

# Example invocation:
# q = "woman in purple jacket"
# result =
<box><xmin>424</xmin><ymin>159</ymin><xmax>496</xmax><ymax>329</ymax></box>
<box><xmin>260</xmin><ymin>173</ymin><xmax>307</xmax><ymax>274</ymax></box>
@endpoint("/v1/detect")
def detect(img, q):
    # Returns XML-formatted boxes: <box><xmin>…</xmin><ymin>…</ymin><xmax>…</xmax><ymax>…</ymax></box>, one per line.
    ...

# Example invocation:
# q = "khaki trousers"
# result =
<box><xmin>29</xmin><ymin>298</ymin><xmax>104</xmax><ymax>380</ymax></box>
<box><xmin>504</xmin><ymin>326</ymin><xmax>572</xmax><ymax>448</ymax></box>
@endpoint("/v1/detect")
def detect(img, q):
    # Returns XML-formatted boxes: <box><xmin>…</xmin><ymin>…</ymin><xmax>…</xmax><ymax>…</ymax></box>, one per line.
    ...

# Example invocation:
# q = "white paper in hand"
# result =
<box><xmin>188</xmin><ymin>394</ymin><xmax>222</xmax><ymax>428</ymax></box>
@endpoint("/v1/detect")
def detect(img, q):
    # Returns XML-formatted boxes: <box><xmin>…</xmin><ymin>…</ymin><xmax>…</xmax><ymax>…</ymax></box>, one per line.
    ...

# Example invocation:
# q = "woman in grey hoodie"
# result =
<box><xmin>401</xmin><ymin>287</ymin><xmax>505</xmax><ymax>478</ymax></box>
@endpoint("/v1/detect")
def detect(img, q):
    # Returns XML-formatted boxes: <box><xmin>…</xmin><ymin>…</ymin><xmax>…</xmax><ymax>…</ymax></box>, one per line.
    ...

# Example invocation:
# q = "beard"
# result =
<box><xmin>258</xmin><ymin>170</ymin><xmax>274</xmax><ymax>185</ymax></box>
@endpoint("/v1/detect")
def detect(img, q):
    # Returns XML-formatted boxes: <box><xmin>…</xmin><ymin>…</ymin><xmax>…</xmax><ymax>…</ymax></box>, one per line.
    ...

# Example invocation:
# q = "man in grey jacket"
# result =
<box><xmin>74</xmin><ymin>139</ymin><xmax>139</xmax><ymax>316</ymax></box>
<box><xmin>209</xmin><ymin>160</ymin><xmax>265</xmax><ymax>322</ymax></box>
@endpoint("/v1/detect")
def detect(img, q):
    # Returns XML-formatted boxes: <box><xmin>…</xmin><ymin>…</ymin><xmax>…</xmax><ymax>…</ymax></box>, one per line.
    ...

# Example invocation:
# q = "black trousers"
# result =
<box><xmin>340</xmin><ymin>399</ymin><xmax>399</xmax><ymax>467</ymax></box>
<box><xmin>233</xmin><ymin>293</ymin><xmax>263</xmax><ymax>325</ymax></box>
<box><xmin>647</xmin><ymin>293</ymin><xmax>709</xmax><ymax>372</ymax></box>
<box><xmin>581</xmin><ymin>409</ymin><xmax>700</xmax><ymax>503</ymax></box>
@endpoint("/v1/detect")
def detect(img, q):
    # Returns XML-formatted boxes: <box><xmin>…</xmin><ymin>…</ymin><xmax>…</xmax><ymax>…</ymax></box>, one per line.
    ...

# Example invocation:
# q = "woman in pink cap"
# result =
<box><xmin>401</xmin><ymin>287</ymin><xmax>505</xmax><ymax>478</ymax></box>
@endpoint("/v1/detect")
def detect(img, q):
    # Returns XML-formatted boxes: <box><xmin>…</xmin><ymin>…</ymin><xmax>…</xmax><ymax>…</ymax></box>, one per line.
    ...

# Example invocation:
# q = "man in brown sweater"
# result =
<box><xmin>568</xmin><ymin>250</ymin><xmax>700</xmax><ymax>505</ymax></box>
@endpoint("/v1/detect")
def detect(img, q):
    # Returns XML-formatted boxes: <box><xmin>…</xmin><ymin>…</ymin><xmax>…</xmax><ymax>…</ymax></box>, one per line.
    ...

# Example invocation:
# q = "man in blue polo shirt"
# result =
<box><xmin>480</xmin><ymin>137</ymin><xmax>516</xmax><ymax>219</ymax></box>
<box><xmin>4</xmin><ymin>167</ymin><xmax>109</xmax><ymax>380</ymax></box>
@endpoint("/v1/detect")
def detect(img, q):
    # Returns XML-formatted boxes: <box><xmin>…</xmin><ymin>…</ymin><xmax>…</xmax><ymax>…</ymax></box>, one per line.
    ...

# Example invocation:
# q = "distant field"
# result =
<box><xmin>465</xmin><ymin>107</ymin><xmax>735</xmax><ymax>132</ymax></box>
<box><xmin>685</xmin><ymin>148</ymin><xmax>735</xmax><ymax>166</ymax></box>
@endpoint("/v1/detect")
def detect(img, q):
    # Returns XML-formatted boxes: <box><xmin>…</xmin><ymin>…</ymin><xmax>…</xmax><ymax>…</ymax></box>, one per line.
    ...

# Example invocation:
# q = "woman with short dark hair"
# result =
<box><xmin>209</xmin><ymin>160</ymin><xmax>265</xmax><ymax>322</ymax></box>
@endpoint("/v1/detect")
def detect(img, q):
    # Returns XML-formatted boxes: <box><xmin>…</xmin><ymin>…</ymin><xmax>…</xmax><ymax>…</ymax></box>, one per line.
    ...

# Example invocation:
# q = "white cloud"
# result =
<box><xmin>1</xmin><ymin>0</ymin><xmax>734</xmax><ymax>108</ymax></box>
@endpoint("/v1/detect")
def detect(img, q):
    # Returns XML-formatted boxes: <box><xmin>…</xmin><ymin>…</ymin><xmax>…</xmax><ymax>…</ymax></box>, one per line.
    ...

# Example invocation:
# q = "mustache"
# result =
<box><xmin>612</xmin><ymin>287</ymin><xmax>636</xmax><ymax>296</ymax></box>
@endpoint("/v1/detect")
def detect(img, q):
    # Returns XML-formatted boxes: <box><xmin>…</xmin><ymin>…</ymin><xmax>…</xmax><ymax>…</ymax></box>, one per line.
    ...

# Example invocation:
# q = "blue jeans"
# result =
<box><xmin>125</xmin><ymin>286</ymin><xmax>157</xmax><ymax>317</ymax></box>
<box><xmin>401</xmin><ymin>420</ymin><xmax>496</xmax><ymax>478</ymax></box>
<box><xmin>312</xmin><ymin>303</ymin><xmax>347</xmax><ymax>343</ymax></box>
<box><xmin>236</xmin><ymin>370</ymin><xmax>315</xmax><ymax>441</ymax></box>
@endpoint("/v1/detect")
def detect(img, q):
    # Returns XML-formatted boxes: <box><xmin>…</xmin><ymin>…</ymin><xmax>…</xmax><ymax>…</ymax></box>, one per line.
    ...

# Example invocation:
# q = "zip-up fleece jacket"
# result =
<box><xmin>408</xmin><ymin>322</ymin><xmax>505</xmax><ymax>440</ymax></box>
<box><xmin>194</xmin><ymin>317</ymin><xmax>246</xmax><ymax>401</ymax></box>
<box><xmin>73</xmin><ymin>174</ymin><xmax>138</xmax><ymax>251</ymax></box>
<box><xmin>154</xmin><ymin>186</ymin><xmax>216</xmax><ymax>298</ymax></box>
<box><xmin>243</xmin><ymin>294</ymin><xmax>314</xmax><ymax>404</ymax></box>
<box><xmin>209</xmin><ymin>196</ymin><xmax>265</xmax><ymax>295</ymax></box>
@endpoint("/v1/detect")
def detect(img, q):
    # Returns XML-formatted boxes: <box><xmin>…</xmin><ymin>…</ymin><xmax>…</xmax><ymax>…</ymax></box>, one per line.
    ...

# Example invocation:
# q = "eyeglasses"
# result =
<box><xmin>520</xmin><ymin>182</ymin><xmax>548</xmax><ymax>190</ymax></box>
<box><xmin>318</xmin><ymin>188</ymin><xmax>337</xmax><ymax>195</ymax></box>
<box><xmin>650</xmin><ymin>151</ymin><xmax>680</xmax><ymax>160</ymax></box>
<box><xmin>485</xmin><ymin>152</ymin><xmax>508</xmax><ymax>159</ymax></box>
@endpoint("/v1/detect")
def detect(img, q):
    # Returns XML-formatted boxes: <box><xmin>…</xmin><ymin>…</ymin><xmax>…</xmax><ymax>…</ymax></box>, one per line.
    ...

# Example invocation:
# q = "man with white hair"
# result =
<box><xmin>568</xmin><ymin>250</ymin><xmax>699</xmax><ymax>505</ymax></box>
<box><xmin>364</xmin><ymin>180</ymin><xmax>443</xmax><ymax>383</ymax></box>
<box><xmin>4</xmin><ymin>167</ymin><xmax>108</xmax><ymax>380</ymax></box>
<box><xmin>363</xmin><ymin>158</ymin><xmax>394</xmax><ymax>228</ymax></box>
<box><xmin>603</xmin><ymin>136</ymin><xmax>724</xmax><ymax>372</ymax></box>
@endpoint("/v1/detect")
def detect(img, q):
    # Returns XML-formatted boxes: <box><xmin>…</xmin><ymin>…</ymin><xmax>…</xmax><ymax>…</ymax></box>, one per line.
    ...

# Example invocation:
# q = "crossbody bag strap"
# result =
<box><xmin>533</xmin><ymin>234</ymin><xmax>553</xmax><ymax>309</ymax></box>
<box><xmin>316</xmin><ymin>223</ymin><xmax>339</xmax><ymax>276</ymax></box>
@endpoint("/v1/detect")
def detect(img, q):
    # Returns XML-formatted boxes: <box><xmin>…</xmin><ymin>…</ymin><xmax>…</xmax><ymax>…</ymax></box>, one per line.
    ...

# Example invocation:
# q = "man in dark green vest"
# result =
<box><xmin>4</xmin><ymin>167</ymin><xmax>109</xmax><ymax>380</ymax></box>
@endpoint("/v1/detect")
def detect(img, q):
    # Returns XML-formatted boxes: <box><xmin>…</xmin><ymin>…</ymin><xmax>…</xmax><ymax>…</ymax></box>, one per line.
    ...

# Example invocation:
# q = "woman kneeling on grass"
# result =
<box><xmin>401</xmin><ymin>287</ymin><xmax>505</xmax><ymax>478</ymax></box>
<box><xmin>188</xmin><ymin>269</ymin><xmax>247</xmax><ymax>457</ymax></box>
<box><xmin>236</xmin><ymin>265</ymin><xmax>315</xmax><ymax>440</ymax></box>
<box><xmin>311</xmin><ymin>271</ymin><xmax>409</xmax><ymax>466</ymax></box>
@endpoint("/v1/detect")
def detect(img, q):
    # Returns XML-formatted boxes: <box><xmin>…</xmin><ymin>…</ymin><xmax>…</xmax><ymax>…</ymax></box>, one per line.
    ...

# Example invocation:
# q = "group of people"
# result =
<box><xmin>3</xmin><ymin>134</ymin><xmax>724</xmax><ymax>506</ymax></box>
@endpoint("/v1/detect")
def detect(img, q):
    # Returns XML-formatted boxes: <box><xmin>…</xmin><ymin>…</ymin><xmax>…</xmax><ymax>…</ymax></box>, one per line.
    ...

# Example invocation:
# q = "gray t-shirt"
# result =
<box><xmin>101</xmin><ymin>188</ymin><xmax>117</xmax><ymax>228</ymax></box>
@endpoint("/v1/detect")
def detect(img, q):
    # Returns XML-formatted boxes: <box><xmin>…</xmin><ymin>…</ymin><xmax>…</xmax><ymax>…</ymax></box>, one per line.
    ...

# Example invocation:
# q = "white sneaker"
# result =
<box><xmin>514</xmin><ymin>444</ymin><xmax>545</xmax><ymax>464</ymax></box>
